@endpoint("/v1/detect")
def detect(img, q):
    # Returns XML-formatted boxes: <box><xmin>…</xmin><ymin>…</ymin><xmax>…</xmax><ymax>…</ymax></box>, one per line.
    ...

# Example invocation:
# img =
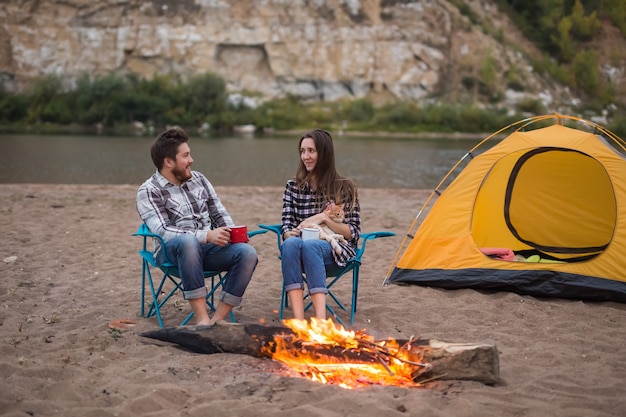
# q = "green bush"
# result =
<box><xmin>608</xmin><ymin>111</ymin><xmax>626</xmax><ymax>139</ymax></box>
<box><xmin>602</xmin><ymin>0</ymin><xmax>626</xmax><ymax>36</ymax></box>
<box><xmin>25</xmin><ymin>75</ymin><xmax>69</xmax><ymax>124</ymax></box>
<box><xmin>570</xmin><ymin>0</ymin><xmax>601</xmax><ymax>41</ymax></box>
<box><xmin>253</xmin><ymin>96</ymin><xmax>309</xmax><ymax>130</ymax></box>
<box><xmin>343</xmin><ymin>98</ymin><xmax>375</xmax><ymax>122</ymax></box>
<box><xmin>572</xmin><ymin>49</ymin><xmax>600</xmax><ymax>94</ymax></box>
<box><xmin>496</xmin><ymin>0</ymin><xmax>615</xmax><ymax>101</ymax></box>
<box><xmin>0</xmin><ymin>91</ymin><xmax>29</xmax><ymax>122</ymax></box>
<box><xmin>480</xmin><ymin>54</ymin><xmax>498</xmax><ymax>91</ymax></box>
<box><xmin>516</xmin><ymin>97</ymin><xmax>546</xmax><ymax>114</ymax></box>
<box><xmin>553</xmin><ymin>16</ymin><xmax>575</xmax><ymax>62</ymax></box>
<box><xmin>183</xmin><ymin>72</ymin><xmax>227</xmax><ymax>127</ymax></box>
<box><xmin>0</xmin><ymin>68</ymin><xmax>616</xmax><ymax>136</ymax></box>
<box><xmin>372</xmin><ymin>102</ymin><xmax>422</xmax><ymax>131</ymax></box>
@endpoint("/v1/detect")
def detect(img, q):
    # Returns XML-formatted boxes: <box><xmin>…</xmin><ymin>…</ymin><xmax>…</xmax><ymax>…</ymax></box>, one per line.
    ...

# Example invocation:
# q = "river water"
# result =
<box><xmin>0</xmin><ymin>133</ymin><xmax>481</xmax><ymax>189</ymax></box>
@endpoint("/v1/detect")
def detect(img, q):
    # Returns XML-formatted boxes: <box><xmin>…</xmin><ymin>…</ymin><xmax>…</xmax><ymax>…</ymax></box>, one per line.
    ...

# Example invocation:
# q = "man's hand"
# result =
<box><xmin>206</xmin><ymin>227</ymin><xmax>231</xmax><ymax>246</ymax></box>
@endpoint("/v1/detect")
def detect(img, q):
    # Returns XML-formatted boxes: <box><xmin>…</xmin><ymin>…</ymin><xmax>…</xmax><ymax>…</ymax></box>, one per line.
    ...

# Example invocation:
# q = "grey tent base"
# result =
<box><xmin>387</xmin><ymin>268</ymin><xmax>626</xmax><ymax>303</ymax></box>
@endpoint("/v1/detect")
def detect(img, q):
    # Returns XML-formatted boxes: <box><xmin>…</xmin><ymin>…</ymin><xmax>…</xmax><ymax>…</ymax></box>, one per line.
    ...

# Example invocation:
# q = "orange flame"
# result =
<box><xmin>262</xmin><ymin>318</ymin><xmax>429</xmax><ymax>389</ymax></box>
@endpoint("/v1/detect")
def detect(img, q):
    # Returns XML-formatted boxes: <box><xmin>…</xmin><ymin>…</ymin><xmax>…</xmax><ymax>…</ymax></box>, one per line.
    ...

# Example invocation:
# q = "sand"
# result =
<box><xmin>1</xmin><ymin>184</ymin><xmax>625</xmax><ymax>417</ymax></box>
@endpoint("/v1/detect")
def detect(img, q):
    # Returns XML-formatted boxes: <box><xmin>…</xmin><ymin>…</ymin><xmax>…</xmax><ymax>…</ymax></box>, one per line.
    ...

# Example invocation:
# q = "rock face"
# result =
<box><xmin>0</xmin><ymin>0</ymin><xmax>623</xmax><ymax>110</ymax></box>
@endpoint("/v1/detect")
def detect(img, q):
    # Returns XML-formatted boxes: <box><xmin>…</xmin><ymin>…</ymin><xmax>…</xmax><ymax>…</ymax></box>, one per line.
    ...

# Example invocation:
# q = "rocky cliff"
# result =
<box><xmin>1</xmin><ymin>0</ymin><xmax>624</xmax><ymax>113</ymax></box>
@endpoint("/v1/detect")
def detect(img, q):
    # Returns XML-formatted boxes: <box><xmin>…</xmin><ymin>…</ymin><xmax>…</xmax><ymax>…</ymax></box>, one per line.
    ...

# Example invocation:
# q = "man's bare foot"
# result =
<box><xmin>207</xmin><ymin>317</ymin><xmax>222</xmax><ymax>326</ymax></box>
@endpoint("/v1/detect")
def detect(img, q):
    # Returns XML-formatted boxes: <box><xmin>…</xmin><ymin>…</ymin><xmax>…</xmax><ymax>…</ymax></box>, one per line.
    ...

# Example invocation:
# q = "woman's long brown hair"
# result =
<box><xmin>294</xmin><ymin>129</ymin><xmax>358</xmax><ymax>211</ymax></box>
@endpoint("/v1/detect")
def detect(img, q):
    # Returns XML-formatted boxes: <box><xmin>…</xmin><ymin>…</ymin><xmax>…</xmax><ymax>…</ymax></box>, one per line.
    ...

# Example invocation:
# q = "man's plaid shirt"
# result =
<box><xmin>136</xmin><ymin>170</ymin><xmax>234</xmax><ymax>254</ymax></box>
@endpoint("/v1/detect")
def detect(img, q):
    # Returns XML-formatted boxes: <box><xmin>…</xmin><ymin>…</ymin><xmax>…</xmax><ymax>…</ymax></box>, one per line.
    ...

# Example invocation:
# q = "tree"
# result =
<box><xmin>182</xmin><ymin>73</ymin><xmax>228</xmax><ymax>127</ymax></box>
<box><xmin>570</xmin><ymin>0</ymin><xmax>601</xmax><ymax>41</ymax></box>
<box><xmin>26</xmin><ymin>75</ymin><xmax>70</xmax><ymax>124</ymax></box>
<box><xmin>553</xmin><ymin>16</ymin><xmax>574</xmax><ymax>62</ymax></box>
<box><xmin>572</xmin><ymin>49</ymin><xmax>600</xmax><ymax>94</ymax></box>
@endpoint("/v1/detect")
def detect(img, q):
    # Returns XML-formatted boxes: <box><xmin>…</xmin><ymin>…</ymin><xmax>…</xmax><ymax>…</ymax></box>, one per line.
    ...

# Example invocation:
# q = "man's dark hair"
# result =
<box><xmin>150</xmin><ymin>126</ymin><xmax>189</xmax><ymax>170</ymax></box>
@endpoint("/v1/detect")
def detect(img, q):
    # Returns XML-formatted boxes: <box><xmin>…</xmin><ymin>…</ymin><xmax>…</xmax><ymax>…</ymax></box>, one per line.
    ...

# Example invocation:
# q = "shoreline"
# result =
<box><xmin>0</xmin><ymin>123</ymin><xmax>490</xmax><ymax>140</ymax></box>
<box><xmin>270</xmin><ymin>129</ymin><xmax>490</xmax><ymax>140</ymax></box>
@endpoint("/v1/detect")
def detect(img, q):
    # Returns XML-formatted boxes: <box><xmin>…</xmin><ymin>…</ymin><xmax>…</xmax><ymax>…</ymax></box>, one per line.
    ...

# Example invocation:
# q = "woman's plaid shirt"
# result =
<box><xmin>281</xmin><ymin>179</ymin><xmax>361</xmax><ymax>266</ymax></box>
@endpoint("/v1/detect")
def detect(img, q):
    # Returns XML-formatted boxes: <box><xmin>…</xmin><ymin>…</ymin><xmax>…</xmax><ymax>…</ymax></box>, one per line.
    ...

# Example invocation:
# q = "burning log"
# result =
<box><xmin>140</xmin><ymin>322</ymin><xmax>292</xmax><ymax>356</ymax></box>
<box><xmin>140</xmin><ymin>321</ymin><xmax>499</xmax><ymax>386</ymax></box>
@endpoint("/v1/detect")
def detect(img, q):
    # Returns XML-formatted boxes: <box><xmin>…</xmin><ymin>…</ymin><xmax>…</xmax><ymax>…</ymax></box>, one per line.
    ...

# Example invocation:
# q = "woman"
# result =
<box><xmin>280</xmin><ymin>129</ymin><xmax>361</xmax><ymax>320</ymax></box>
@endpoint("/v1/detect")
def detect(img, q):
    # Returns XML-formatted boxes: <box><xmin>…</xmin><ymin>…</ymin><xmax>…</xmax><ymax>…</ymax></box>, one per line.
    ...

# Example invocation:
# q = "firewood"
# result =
<box><xmin>140</xmin><ymin>321</ymin><xmax>499</xmax><ymax>385</ymax></box>
<box><xmin>140</xmin><ymin>322</ymin><xmax>291</xmax><ymax>356</ymax></box>
<box><xmin>413</xmin><ymin>339</ymin><xmax>500</xmax><ymax>384</ymax></box>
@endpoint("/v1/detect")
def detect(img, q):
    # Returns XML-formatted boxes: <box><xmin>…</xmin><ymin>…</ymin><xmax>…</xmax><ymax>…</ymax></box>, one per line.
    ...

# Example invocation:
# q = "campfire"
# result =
<box><xmin>140</xmin><ymin>320</ymin><xmax>499</xmax><ymax>387</ymax></box>
<box><xmin>261</xmin><ymin>318</ymin><xmax>428</xmax><ymax>389</ymax></box>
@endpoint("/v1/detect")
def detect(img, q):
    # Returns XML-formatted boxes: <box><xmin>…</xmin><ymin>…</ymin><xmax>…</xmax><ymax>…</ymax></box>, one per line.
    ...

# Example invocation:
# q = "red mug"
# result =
<box><xmin>230</xmin><ymin>225</ymin><xmax>248</xmax><ymax>243</ymax></box>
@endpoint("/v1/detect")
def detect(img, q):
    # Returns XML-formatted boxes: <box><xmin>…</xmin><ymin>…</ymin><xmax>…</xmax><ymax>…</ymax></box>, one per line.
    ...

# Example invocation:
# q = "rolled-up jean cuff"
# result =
<box><xmin>284</xmin><ymin>283</ymin><xmax>305</xmax><ymax>292</ymax></box>
<box><xmin>309</xmin><ymin>287</ymin><xmax>329</xmax><ymax>295</ymax></box>
<box><xmin>184</xmin><ymin>286</ymin><xmax>208</xmax><ymax>300</ymax></box>
<box><xmin>219</xmin><ymin>292</ymin><xmax>242</xmax><ymax>307</ymax></box>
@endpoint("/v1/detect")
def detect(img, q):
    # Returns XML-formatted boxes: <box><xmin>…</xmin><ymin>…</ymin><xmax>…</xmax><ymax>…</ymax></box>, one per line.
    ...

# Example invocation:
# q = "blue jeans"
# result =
<box><xmin>157</xmin><ymin>234</ymin><xmax>257</xmax><ymax>306</ymax></box>
<box><xmin>281</xmin><ymin>237</ymin><xmax>336</xmax><ymax>294</ymax></box>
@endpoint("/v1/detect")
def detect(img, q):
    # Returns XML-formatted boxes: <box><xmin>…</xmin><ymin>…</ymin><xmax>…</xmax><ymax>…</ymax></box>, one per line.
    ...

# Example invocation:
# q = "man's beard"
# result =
<box><xmin>172</xmin><ymin>165</ymin><xmax>192</xmax><ymax>182</ymax></box>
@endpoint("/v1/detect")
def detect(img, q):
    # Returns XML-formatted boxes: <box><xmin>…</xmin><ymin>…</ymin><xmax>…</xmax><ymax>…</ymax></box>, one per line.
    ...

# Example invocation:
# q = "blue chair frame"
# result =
<box><xmin>133</xmin><ymin>224</ymin><xmax>266</xmax><ymax>327</ymax></box>
<box><xmin>258</xmin><ymin>223</ymin><xmax>395</xmax><ymax>326</ymax></box>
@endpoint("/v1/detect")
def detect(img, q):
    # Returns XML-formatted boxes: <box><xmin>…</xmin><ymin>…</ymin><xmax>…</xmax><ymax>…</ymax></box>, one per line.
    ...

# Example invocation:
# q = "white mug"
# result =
<box><xmin>301</xmin><ymin>227</ymin><xmax>320</xmax><ymax>241</ymax></box>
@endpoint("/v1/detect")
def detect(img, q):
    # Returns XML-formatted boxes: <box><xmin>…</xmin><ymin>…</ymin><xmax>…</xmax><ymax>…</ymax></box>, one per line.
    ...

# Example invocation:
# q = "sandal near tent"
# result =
<box><xmin>384</xmin><ymin>114</ymin><xmax>626</xmax><ymax>302</ymax></box>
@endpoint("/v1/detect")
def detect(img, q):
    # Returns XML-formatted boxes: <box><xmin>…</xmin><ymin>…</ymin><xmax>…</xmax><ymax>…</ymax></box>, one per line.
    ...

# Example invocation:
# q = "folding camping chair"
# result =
<box><xmin>133</xmin><ymin>224</ymin><xmax>266</xmax><ymax>327</ymax></box>
<box><xmin>258</xmin><ymin>223</ymin><xmax>395</xmax><ymax>326</ymax></box>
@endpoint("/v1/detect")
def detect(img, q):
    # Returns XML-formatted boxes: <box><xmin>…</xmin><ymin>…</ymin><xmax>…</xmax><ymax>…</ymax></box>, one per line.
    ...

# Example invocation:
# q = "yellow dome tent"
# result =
<box><xmin>384</xmin><ymin>114</ymin><xmax>626</xmax><ymax>302</ymax></box>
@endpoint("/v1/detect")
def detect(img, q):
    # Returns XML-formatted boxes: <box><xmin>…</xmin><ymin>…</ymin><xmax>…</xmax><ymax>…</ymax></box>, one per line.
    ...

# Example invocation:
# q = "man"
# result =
<box><xmin>136</xmin><ymin>126</ymin><xmax>257</xmax><ymax>326</ymax></box>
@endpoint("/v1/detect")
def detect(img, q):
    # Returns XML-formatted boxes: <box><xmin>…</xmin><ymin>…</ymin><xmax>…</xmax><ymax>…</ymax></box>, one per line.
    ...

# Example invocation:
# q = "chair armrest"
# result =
<box><xmin>257</xmin><ymin>224</ymin><xmax>395</xmax><ymax>259</ymax></box>
<box><xmin>247</xmin><ymin>229</ymin><xmax>268</xmax><ymax>238</ymax></box>
<box><xmin>133</xmin><ymin>223</ymin><xmax>167</xmax><ymax>246</ymax></box>
<box><xmin>361</xmin><ymin>231</ymin><xmax>396</xmax><ymax>240</ymax></box>
<box><xmin>355</xmin><ymin>231</ymin><xmax>396</xmax><ymax>260</ymax></box>
<box><xmin>132</xmin><ymin>223</ymin><xmax>151</xmax><ymax>237</ymax></box>
<box><xmin>135</xmin><ymin>224</ymin><xmax>266</xmax><ymax>240</ymax></box>
<box><xmin>258</xmin><ymin>223</ymin><xmax>282</xmax><ymax>234</ymax></box>
<box><xmin>134</xmin><ymin>224</ymin><xmax>265</xmax><ymax>268</ymax></box>
<box><xmin>258</xmin><ymin>223</ymin><xmax>283</xmax><ymax>250</ymax></box>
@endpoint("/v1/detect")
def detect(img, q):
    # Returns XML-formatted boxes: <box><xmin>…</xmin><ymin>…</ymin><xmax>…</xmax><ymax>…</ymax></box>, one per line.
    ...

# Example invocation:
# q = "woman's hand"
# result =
<box><xmin>283</xmin><ymin>229</ymin><xmax>301</xmax><ymax>239</ymax></box>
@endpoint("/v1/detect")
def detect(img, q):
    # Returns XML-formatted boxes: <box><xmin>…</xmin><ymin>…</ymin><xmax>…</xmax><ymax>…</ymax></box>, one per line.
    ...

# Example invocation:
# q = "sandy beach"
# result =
<box><xmin>1</xmin><ymin>184</ymin><xmax>624</xmax><ymax>417</ymax></box>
